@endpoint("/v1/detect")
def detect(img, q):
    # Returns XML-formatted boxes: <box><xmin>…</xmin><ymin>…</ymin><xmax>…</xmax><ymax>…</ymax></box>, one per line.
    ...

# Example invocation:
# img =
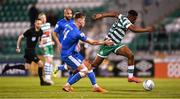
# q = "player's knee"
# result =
<box><xmin>46</xmin><ymin>57</ymin><xmax>53</xmax><ymax>63</ymax></box>
<box><xmin>79</xmin><ymin>67</ymin><xmax>88</xmax><ymax>77</ymax></box>
<box><xmin>79</xmin><ymin>72</ymin><xmax>86</xmax><ymax>78</ymax></box>
<box><xmin>80</xmin><ymin>66</ymin><xmax>88</xmax><ymax>73</ymax></box>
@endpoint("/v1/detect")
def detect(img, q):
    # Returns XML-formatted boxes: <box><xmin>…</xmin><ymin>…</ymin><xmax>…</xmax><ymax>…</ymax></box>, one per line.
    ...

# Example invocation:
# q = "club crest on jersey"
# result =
<box><xmin>80</xmin><ymin>33</ymin><xmax>85</xmax><ymax>37</ymax></box>
<box><xmin>32</xmin><ymin>37</ymin><xmax>36</xmax><ymax>41</ymax></box>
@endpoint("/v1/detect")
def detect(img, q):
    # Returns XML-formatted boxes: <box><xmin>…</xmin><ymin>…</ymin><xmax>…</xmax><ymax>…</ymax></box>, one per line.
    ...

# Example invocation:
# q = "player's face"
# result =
<box><xmin>35</xmin><ymin>20</ymin><xmax>43</xmax><ymax>29</ymax></box>
<box><xmin>64</xmin><ymin>9</ymin><xmax>73</xmax><ymax>21</ymax></box>
<box><xmin>79</xmin><ymin>17</ymin><xmax>86</xmax><ymax>28</ymax></box>
<box><xmin>130</xmin><ymin>16</ymin><xmax>137</xmax><ymax>24</ymax></box>
<box><xmin>39</xmin><ymin>15</ymin><xmax>47</xmax><ymax>23</ymax></box>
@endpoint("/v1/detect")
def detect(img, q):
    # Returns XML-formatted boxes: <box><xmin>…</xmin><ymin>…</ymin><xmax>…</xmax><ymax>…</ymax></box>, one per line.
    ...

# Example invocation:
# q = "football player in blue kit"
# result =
<box><xmin>53</xmin><ymin>8</ymin><xmax>110</xmax><ymax>92</ymax></box>
<box><xmin>61</xmin><ymin>12</ymin><xmax>114</xmax><ymax>92</ymax></box>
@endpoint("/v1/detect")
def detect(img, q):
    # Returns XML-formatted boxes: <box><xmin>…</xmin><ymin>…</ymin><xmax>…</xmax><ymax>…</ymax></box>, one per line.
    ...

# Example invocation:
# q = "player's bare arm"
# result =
<box><xmin>16</xmin><ymin>34</ymin><xmax>24</xmax><ymax>53</ymax></box>
<box><xmin>128</xmin><ymin>25</ymin><xmax>155</xmax><ymax>33</ymax></box>
<box><xmin>92</xmin><ymin>12</ymin><xmax>119</xmax><ymax>20</ymax></box>
<box><xmin>85</xmin><ymin>38</ymin><xmax>114</xmax><ymax>46</ymax></box>
<box><xmin>52</xmin><ymin>31</ymin><xmax>62</xmax><ymax>52</ymax></box>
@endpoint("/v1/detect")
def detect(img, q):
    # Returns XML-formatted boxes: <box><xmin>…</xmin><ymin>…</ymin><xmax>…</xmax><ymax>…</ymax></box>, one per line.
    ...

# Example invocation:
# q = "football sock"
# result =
<box><xmin>67</xmin><ymin>71</ymin><xmax>74</xmax><ymax>82</ymax></box>
<box><xmin>87</xmin><ymin>70</ymin><xmax>96</xmax><ymax>85</ymax></box>
<box><xmin>38</xmin><ymin>67</ymin><xmax>44</xmax><ymax>82</ymax></box>
<box><xmin>128</xmin><ymin>65</ymin><xmax>134</xmax><ymax>78</ymax></box>
<box><xmin>44</xmin><ymin>63</ymin><xmax>52</xmax><ymax>80</ymax></box>
<box><xmin>68</xmin><ymin>72</ymin><xmax>82</xmax><ymax>85</ymax></box>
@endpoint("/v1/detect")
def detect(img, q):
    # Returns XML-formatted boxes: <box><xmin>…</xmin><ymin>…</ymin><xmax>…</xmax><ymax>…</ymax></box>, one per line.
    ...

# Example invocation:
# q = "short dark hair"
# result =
<box><xmin>35</xmin><ymin>18</ymin><xmax>42</xmax><ymax>22</ymax></box>
<box><xmin>74</xmin><ymin>12</ymin><xmax>85</xmax><ymax>20</ymax></box>
<box><xmin>128</xmin><ymin>10</ymin><xmax>138</xmax><ymax>16</ymax></box>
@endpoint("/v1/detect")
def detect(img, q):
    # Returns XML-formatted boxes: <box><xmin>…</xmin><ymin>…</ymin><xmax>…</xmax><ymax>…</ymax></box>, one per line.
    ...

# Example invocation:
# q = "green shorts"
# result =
<box><xmin>97</xmin><ymin>44</ymin><xmax>125</xmax><ymax>58</ymax></box>
<box><xmin>36</xmin><ymin>46</ymin><xmax>44</xmax><ymax>55</ymax></box>
<box><xmin>44</xmin><ymin>45</ymin><xmax>54</xmax><ymax>57</ymax></box>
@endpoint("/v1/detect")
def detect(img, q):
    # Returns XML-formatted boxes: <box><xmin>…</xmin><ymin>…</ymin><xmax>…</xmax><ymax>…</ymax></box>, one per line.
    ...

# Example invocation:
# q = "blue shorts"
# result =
<box><xmin>61</xmin><ymin>53</ymin><xmax>84</xmax><ymax>70</ymax></box>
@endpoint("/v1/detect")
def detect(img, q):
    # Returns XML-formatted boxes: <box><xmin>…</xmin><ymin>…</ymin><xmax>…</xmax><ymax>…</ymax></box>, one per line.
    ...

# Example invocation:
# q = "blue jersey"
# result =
<box><xmin>54</xmin><ymin>18</ymin><xmax>74</xmax><ymax>43</ymax></box>
<box><xmin>61</xmin><ymin>23</ymin><xmax>87</xmax><ymax>58</ymax></box>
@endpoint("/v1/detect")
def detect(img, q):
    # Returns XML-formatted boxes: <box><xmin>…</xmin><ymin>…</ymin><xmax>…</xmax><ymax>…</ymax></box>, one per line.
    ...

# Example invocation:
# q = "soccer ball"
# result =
<box><xmin>143</xmin><ymin>80</ymin><xmax>155</xmax><ymax>91</ymax></box>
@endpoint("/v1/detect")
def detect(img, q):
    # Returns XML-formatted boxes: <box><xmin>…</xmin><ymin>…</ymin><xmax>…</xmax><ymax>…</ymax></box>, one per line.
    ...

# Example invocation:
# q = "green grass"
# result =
<box><xmin>0</xmin><ymin>77</ymin><xmax>180</xmax><ymax>99</ymax></box>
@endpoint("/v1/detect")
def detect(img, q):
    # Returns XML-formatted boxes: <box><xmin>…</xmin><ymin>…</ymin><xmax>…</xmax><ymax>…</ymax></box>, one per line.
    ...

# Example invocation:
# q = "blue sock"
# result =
<box><xmin>68</xmin><ymin>72</ymin><xmax>82</xmax><ymax>85</ymax></box>
<box><xmin>87</xmin><ymin>71</ymin><xmax>96</xmax><ymax>85</ymax></box>
<box><xmin>67</xmin><ymin>72</ymin><xmax>74</xmax><ymax>82</ymax></box>
<box><xmin>58</xmin><ymin>65</ymin><xmax>66</xmax><ymax>71</ymax></box>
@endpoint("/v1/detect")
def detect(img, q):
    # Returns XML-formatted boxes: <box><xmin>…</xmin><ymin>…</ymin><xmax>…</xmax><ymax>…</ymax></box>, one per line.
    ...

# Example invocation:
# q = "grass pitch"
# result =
<box><xmin>0</xmin><ymin>77</ymin><xmax>180</xmax><ymax>99</ymax></box>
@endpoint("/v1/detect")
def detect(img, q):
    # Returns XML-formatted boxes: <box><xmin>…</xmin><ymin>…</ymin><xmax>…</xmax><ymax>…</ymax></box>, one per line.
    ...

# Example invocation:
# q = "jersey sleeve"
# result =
<box><xmin>23</xmin><ymin>29</ymin><xmax>29</xmax><ymax>37</ymax></box>
<box><xmin>118</xmin><ymin>14</ymin><xmax>132</xmax><ymax>29</ymax></box>
<box><xmin>54</xmin><ymin>22</ymin><xmax>61</xmax><ymax>33</ymax></box>
<box><xmin>78</xmin><ymin>32</ymin><xmax>87</xmax><ymax>42</ymax></box>
<box><xmin>118</xmin><ymin>14</ymin><xmax>122</xmax><ymax>19</ymax></box>
<box><xmin>124</xmin><ymin>18</ymin><xmax>132</xmax><ymax>29</ymax></box>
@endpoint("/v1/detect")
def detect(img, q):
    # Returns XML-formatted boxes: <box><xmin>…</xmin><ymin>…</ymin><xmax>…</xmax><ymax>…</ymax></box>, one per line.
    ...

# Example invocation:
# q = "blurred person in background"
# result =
<box><xmin>16</xmin><ymin>19</ymin><xmax>51</xmax><ymax>86</ymax></box>
<box><xmin>37</xmin><ymin>13</ymin><xmax>60</xmax><ymax>85</ymax></box>
<box><xmin>92</xmin><ymin>10</ymin><xmax>155</xmax><ymax>83</ymax></box>
<box><xmin>52</xmin><ymin>8</ymin><xmax>74</xmax><ymax>77</ymax></box>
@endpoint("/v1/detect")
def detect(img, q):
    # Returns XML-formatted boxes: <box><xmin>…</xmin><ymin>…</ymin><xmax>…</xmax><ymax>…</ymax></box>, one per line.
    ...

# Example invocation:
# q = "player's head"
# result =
<box><xmin>38</xmin><ymin>13</ymin><xmax>47</xmax><ymax>24</ymax></box>
<box><xmin>64</xmin><ymin>8</ymin><xmax>73</xmax><ymax>21</ymax></box>
<box><xmin>127</xmin><ymin>10</ymin><xmax>138</xmax><ymax>24</ymax></box>
<box><xmin>74</xmin><ymin>12</ymin><xmax>86</xmax><ymax>28</ymax></box>
<box><xmin>35</xmin><ymin>19</ymin><xmax>43</xmax><ymax>29</ymax></box>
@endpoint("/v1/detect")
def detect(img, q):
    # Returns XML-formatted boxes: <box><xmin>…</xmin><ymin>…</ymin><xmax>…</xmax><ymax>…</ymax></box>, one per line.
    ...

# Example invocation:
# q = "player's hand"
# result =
<box><xmin>104</xmin><ymin>39</ymin><xmax>114</xmax><ymax>46</ymax></box>
<box><xmin>16</xmin><ymin>48</ymin><xmax>21</xmax><ymax>53</ymax></box>
<box><xmin>147</xmin><ymin>26</ymin><xmax>155</xmax><ymax>32</ymax></box>
<box><xmin>92</xmin><ymin>13</ymin><xmax>103</xmax><ymax>20</ymax></box>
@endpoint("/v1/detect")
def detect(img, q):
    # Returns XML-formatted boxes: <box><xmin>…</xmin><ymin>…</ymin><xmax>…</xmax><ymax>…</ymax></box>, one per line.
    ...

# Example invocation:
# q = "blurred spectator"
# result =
<box><xmin>28</xmin><ymin>3</ymin><xmax>39</xmax><ymax>26</ymax></box>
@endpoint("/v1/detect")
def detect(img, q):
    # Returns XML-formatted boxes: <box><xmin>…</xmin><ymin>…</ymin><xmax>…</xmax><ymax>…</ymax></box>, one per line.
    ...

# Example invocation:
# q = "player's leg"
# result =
<box><xmin>84</xmin><ymin>59</ymin><xmax>107</xmax><ymax>92</ymax></box>
<box><xmin>44</xmin><ymin>45</ymin><xmax>54</xmax><ymax>84</ymax></box>
<box><xmin>63</xmin><ymin>64</ymin><xmax>88</xmax><ymax>92</ymax></box>
<box><xmin>36</xmin><ymin>59</ymin><xmax>51</xmax><ymax>85</ymax></box>
<box><xmin>62</xmin><ymin>55</ymin><xmax>88</xmax><ymax>92</ymax></box>
<box><xmin>53</xmin><ymin>62</ymin><xmax>68</xmax><ymax>77</ymax></box>
<box><xmin>91</xmin><ymin>55</ymin><xmax>105</xmax><ymax>67</ymax></box>
<box><xmin>115</xmin><ymin>45</ymin><xmax>141</xmax><ymax>83</ymax></box>
<box><xmin>44</xmin><ymin>56</ymin><xmax>54</xmax><ymax>84</ymax></box>
<box><xmin>92</xmin><ymin>45</ymin><xmax>113</xmax><ymax>67</ymax></box>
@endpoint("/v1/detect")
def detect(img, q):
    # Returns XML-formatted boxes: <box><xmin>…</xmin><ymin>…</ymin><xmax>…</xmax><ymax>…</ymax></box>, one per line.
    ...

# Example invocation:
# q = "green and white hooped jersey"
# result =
<box><xmin>107</xmin><ymin>14</ymin><xmax>132</xmax><ymax>44</ymax></box>
<box><xmin>40</xmin><ymin>23</ymin><xmax>54</xmax><ymax>47</ymax></box>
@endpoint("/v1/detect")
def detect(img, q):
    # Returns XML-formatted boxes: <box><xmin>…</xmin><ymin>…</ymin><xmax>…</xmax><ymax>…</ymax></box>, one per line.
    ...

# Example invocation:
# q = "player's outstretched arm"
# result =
<box><xmin>128</xmin><ymin>25</ymin><xmax>155</xmax><ymax>33</ymax></box>
<box><xmin>16</xmin><ymin>34</ymin><xmax>24</xmax><ymax>53</ymax></box>
<box><xmin>92</xmin><ymin>12</ymin><xmax>119</xmax><ymax>20</ymax></box>
<box><xmin>85</xmin><ymin>38</ymin><xmax>114</xmax><ymax>46</ymax></box>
